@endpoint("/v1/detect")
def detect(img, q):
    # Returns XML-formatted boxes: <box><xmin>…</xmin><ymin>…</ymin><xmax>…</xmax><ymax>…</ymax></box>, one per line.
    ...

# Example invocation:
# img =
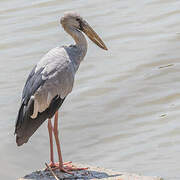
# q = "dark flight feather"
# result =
<box><xmin>15</xmin><ymin>66</ymin><xmax>65</xmax><ymax>146</ymax></box>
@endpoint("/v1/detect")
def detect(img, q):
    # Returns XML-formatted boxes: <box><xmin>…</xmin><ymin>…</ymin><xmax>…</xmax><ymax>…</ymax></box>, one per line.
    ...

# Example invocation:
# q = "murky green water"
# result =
<box><xmin>1</xmin><ymin>0</ymin><xmax>180</xmax><ymax>179</ymax></box>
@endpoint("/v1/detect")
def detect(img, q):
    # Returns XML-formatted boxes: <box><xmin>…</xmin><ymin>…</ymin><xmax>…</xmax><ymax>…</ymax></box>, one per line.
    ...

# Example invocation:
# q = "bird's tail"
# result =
<box><xmin>15</xmin><ymin>101</ymin><xmax>48</xmax><ymax>146</ymax></box>
<box><xmin>15</xmin><ymin>96</ymin><xmax>65</xmax><ymax>146</ymax></box>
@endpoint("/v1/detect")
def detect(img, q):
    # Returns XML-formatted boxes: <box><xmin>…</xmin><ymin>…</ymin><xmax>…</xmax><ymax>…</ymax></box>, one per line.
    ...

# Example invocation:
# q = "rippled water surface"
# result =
<box><xmin>1</xmin><ymin>0</ymin><xmax>180</xmax><ymax>179</ymax></box>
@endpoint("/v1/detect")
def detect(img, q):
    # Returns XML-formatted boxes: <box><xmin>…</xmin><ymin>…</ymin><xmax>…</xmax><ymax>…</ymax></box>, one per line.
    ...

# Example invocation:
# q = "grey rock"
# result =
<box><xmin>18</xmin><ymin>163</ymin><xmax>163</xmax><ymax>180</ymax></box>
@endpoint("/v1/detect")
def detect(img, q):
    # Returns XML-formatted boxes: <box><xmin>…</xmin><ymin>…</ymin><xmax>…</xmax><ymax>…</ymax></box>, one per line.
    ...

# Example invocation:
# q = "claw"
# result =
<box><xmin>46</xmin><ymin>161</ymin><xmax>88</xmax><ymax>174</ymax></box>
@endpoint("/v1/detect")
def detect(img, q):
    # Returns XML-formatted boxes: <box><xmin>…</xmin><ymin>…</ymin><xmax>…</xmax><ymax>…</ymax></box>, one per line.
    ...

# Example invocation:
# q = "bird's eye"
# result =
<box><xmin>76</xmin><ymin>18</ymin><xmax>80</xmax><ymax>22</ymax></box>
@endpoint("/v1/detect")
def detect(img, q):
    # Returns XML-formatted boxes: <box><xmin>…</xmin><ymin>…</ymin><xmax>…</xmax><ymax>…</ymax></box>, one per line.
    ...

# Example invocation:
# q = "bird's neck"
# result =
<box><xmin>64</xmin><ymin>26</ymin><xmax>87</xmax><ymax>60</ymax></box>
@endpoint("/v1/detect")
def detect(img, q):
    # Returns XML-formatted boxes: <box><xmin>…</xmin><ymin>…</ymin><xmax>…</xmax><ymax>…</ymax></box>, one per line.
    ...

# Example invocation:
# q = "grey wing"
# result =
<box><xmin>15</xmin><ymin>65</ymin><xmax>45</xmax><ymax>131</ymax></box>
<box><xmin>22</xmin><ymin>65</ymin><xmax>45</xmax><ymax>104</ymax></box>
<box><xmin>31</xmin><ymin>47</ymin><xmax>75</xmax><ymax>118</ymax></box>
<box><xmin>15</xmin><ymin>47</ymin><xmax>74</xmax><ymax>146</ymax></box>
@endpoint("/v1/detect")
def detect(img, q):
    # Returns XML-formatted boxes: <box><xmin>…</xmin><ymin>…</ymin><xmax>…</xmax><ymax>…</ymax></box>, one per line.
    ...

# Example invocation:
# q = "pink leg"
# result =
<box><xmin>47</xmin><ymin>118</ymin><xmax>71</xmax><ymax>169</ymax></box>
<box><xmin>53</xmin><ymin>111</ymin><xmax>88</xmax><ymax>173</ymax></box>
<box><xmin>53</xmin><ymin>112</ymin><xmax>63</xmax><ymax>167</ymax></box>
<box><xmin>47</xmin><ymin>119</ymin><xmax>55</xmax><ymax>167</ymax></box>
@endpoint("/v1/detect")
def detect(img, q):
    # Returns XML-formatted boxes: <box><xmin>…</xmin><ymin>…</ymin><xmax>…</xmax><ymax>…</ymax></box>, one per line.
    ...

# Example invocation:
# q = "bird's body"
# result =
<box><xmin>15</xmin><ymin>46</ymin><xmax>77</xmax><ymax>145</ymax></box>
<box><xmin>15</xmin><ymin>19</ymin><xmax>88</xmax><ymax>146</ymax></box>
<box><xmin>15</xmin><ymin>12</ymin><xmax>107</xmax><ymax>173</ymax></box>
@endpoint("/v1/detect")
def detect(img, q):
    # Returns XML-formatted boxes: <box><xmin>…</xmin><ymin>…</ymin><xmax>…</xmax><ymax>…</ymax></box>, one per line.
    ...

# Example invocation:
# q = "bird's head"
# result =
<box><xmin>60</xmin><ymin>12</ymin><xmax>108</xmax><ymax>50</ymax></box>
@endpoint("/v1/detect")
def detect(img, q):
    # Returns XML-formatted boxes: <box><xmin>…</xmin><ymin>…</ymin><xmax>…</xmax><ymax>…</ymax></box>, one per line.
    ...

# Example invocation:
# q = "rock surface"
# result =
<box><xmin>18</xmin><ymin>163</ymin><xmax>163</xmax><ymax>180</ymax></box>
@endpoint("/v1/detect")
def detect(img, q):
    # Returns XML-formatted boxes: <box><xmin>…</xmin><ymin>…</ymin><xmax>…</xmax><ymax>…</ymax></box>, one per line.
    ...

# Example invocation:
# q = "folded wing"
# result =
<box><xmin>15</xmin><ymin>47</ymin><xmax>75</xmax><ymax>146</ymax></box>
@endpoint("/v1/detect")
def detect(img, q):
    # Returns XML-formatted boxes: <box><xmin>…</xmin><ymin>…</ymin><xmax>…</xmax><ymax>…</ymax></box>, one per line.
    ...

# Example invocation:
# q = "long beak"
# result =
<box><xmin>82</xmin><ymin>21</ymin><xmax>108</xmax><ymax>50</ymax></box>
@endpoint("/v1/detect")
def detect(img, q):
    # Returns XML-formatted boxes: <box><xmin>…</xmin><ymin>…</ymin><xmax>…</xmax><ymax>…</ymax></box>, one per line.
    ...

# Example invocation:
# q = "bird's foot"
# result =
<box><xmin>47</xmin><ymin>161</ymin><xmax>72</xmax><ymax>169</ymax></box>
<box><xmin>47</xmin><ymin>161</ymin><xmax>56</xmax><ymax>168</ymax></box>
<box><xmin>49</xmin><ymin>161</ymin><xmax>88</xmax><ymax>174</ymax></box>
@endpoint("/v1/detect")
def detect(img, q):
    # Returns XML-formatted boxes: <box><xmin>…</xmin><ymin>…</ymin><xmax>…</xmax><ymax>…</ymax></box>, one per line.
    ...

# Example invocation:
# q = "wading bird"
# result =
<box><xmin>15</xmin><ymin>12</ymin><xmax>107</xmax><ymax>173</ymax></box>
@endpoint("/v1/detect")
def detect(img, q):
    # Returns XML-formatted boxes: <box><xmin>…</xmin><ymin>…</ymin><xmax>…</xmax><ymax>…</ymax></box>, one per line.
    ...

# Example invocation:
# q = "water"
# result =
<box><xmin>1</xmin><ymin>0</ymin><xmax>180</xmax><ymax>179</ymax></box>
